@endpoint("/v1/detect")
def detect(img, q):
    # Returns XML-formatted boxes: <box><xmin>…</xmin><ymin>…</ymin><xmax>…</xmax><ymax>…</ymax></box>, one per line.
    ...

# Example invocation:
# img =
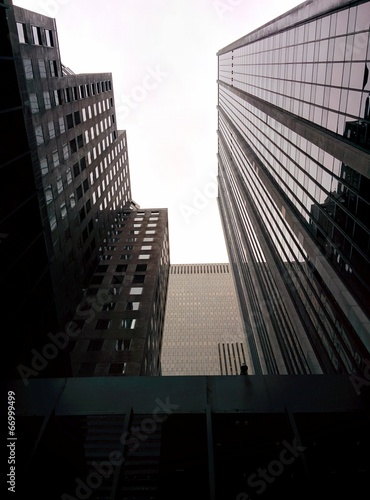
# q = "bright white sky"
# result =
<box><xmin>15</xmin><ymin>0</ymin><xmax>303</xmax><ymax>263</ymax></box>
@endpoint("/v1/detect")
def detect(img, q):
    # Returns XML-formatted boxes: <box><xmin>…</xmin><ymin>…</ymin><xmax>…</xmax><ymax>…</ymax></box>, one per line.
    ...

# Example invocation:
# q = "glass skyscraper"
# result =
<box><xmin>217</xmin><ymin>0</ymin><xmax>370</xmax><ymax>375</ymax></box>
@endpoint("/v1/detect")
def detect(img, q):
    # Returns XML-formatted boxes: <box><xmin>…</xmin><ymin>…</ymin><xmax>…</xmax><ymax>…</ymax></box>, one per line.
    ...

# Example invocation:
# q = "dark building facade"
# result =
<box><xmin>2</xmin><ymin>2</ymin><xmax>170</xmax><ymax>380</ymax></box>
<box><xmin>11</xmin><ymin>5</ymin><xmax>132</xmax><ymax>329</ymax></box>
<box><xmin>217</xmin><ymin>0</ymin><xmax>370</xmax><ymax>375</ymax></box>
<box><xmin>69</xmin><ymin>207</ymin><xmax>170</xmax><ymax>376</ymax></box>
<box><xmin>9</xmin><ymin>374</ymin><xmax>370</xmax><ymax>500</ymax></box>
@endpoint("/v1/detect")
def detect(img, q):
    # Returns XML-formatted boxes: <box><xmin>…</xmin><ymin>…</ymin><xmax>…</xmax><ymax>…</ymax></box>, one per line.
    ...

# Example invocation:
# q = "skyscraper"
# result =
<box><xmin>69</xmin><ymin>207</ymin><xmax>170</xmax><ymax>377</ymax></box>
<box><xmin>161</xmin><ymin>263</ymin><xmax>252</xmax><ymax>375</ymax></box>
<box><xmin>217</xmin><ymin>0</ymin><xmax>370</xmax><ymax>375</ymax></box>
<box><xmin>10</xmin><ymin>5</ymin><xmax>133</xmax><ymax>327</ymax></box>
<box><xmin>3</xmin><ymin>2</ymin><xmax>170</xmax><ymax>380</ymax></box>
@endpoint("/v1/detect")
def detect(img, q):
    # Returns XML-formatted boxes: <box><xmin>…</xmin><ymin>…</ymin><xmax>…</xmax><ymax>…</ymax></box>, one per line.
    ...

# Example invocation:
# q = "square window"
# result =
<box><xmin>121</xmin><ymin>318</ymin><xmax>136</xmax><ymax>329</ymax></box>
<box><xmin>130</xmin><ymin>287</ymin><xmax>143</xmax><ymax>295</ymax></box>
<box><xmin>126</xmin><ymin>301</ymin><xmax>140</xmax><ymax>311</ymax></box>
<box><xmin>135</xmin><ymin>264</ymin><xmax>147</xmax><ymax>272</ymax></box>
<box><xmin>116</xmin><ymin>265</ymin><xmax>128</xmax><ymax>272</ymax></box>
<box><xmin>132</xmin><ymin>275</ymin><xmax>145</xmax><ymax>284</ymax></box>
<box><xmin>103</xmin><ymin>302</ymin><xmax>116</xmax><ymax>311</ymax></box>
<box><xmin>115</xmin><ymin>339</ymin><xmax>132</xmax><ymax>351</ymax></box>
<box><xmin>88</xmin><ymin>339</ymin><xmax>104</xmax><ymax>351</ymax></box>
<box><xmin>111</xmin><ymin>275</ymin><xmax>124</xmax><ymax>284</ymax></box>
<box><xmin>95</xmin><ymin>319</ymin><xmax>111</xmax><ymax>330</ymax></box>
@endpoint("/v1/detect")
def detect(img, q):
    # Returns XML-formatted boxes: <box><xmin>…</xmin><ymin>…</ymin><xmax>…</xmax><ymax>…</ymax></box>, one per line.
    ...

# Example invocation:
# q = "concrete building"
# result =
<box><xmin>10</xmin><ymin>5</ymin><xmax>132</xmax><ymax>329</ymax></box>
<box><xmin>217</xmin><ymin>0</ymin><xmax>370</xmax><ymax>375</ymax></box>
<box><xmin>161</xmin><ymin>263</ymin><xmax>252</xmax><ymax>375</ymax></box>
<box><xmin>69</xmin><ymin>207</ymin><xmax>170</xmax><ymax>376</ymax></box>
<box><xmin>3</xmin><ymin>2</ymin><xmax>170</xmax><ymax>380</ymax></box>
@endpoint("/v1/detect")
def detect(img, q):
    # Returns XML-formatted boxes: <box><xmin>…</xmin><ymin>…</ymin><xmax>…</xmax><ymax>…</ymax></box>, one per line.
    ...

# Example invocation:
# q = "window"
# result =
<box><xmin>141</xmin><ymin>246</ymin><xmax>152</xmax><ymax>251</ymax></box>
<box><xmin>130</xmin><ymin>287</ymin><xmax>143</xmax><ymax>295</ymax></box>
<box><xmin>115</xmin><ymin>340</ymin><xmax>132</xmax><ymax>351</ymax></box>
<box><xmin>31</xmin><ymin>26</ymin><xmax>42</xmax><ymax>45</ymax></box>
<box><xmin>70</xmin><ymin>138</ymin><xmax>77</xmax><ymax>154</ymax></box>
<box><xmin>16</xmin><ymin>23</ymin><xmax>28</xmax><ymax>44</ymax></box>
<box><xmin>143</xmin><ymin>238</ymin><xmax>153</xmax><ymax>242</ymax></box>
<box><xmin>74</xmin><ymin>111</ymin><xmax>81</xmax><ymax>125</ymax></box>
<box><xmin>108</xmin><ymin>363</ymin><xmax>126</xmax><ymax>375</ymax></box>
<box><xmin>56</xmin><ymin>176</ymin><xmax>63</xmax><ymax>194</ymax></box>
<box><xmin>133</xmin><ymin>275</ymin><xmax>145</xmax><ymax>284</ymax></box>
<box><xmin>120</xmin><ymin>254</ymin><xmax>132</xmax><ymax>260</ymax></box>
<box><xmin>76</xmin><ymin>185</ymin><xmax>83</xmax><ymax>200</ymax></box>
<box><xmin>62</xmin><ymin>143</ymin><xmax>68</xmax><ymax>160</ymax></box>
<box><xmin>49</xmin><ymin>213</ymin><xmax>57</xmax><ymax>231</ymax></box>
<box><xmin>88</xmin><ymin>340</ymin><xmax>104</xmax><ymax>351</ymax></box>
<box><xmin>60</xmin><ymin>202</ymin><xmax>67</xmax><ymax>219</ymax></box>
<box><xmin>77</xmin><ymin>134</ymin><xmax>83</xmax><ymax>149</ymax></box>
<box><xmin>95</xmin><ymin>319</ymin><xmax>111</xmax><ymax>330</ymax></box>
<box><xmin>38</xmin><ymin>59</ymin><xmax>47</xmax><ymax>78</ymax></box>
<box><xmin>102</xmin><ymin>302</ymin><xmax>116</xmax><ymax>311</ymax></box>
<box><xmin>135</xmin><ymin>264</ymin><xmax>147</xmax><ymax>272</ymax></box>
<box><xmin>29</xmin><ymin>94</ymin><xmax>39</xmax><ymax>113</ymax></box>
<box><xmin>116</xmin><ymin>265</ymin><xmax>128</xmax><ymax>272</ymax></box>
<box><xmin>138</xmin><ymin>254</ymin><xmax>150</xmax><ymax>260</ymax></box>
<box><xmin>73</xmin><ymin>162</ymin><xmax>80</xmax><ymax>178</ymax></box>
<box><xmin>54</xmin><ymin>89</ymin><xmax>62</xmax><ymax>106</ymax></box>
<box><xmin>145</xmin><ymin>230</ymin><xmax>155</xmax><ymax>234</ymax></box>
<box><xmin>70</xmin><ymin>193</ymin><xmax>76</xmax><ymax>208</ymax></box>
<box><xmin>34</xmin><ymin>125</ymin><xmax>44</xmax><ymax>145</ymax></box>
<box><xmin>59</xmin><ymin>117</ymin><xmax>65</xmax><ymax>134</ymax></box>
<box><xmin>66</xmin><ymin>168</ymin><xmax>72</xmax><ymax>185</ymax></box>
<box><xmin>43</xmin><ymin>91</ymin><xmax>51</xmax><ymax>109</ymax></box>
<box><xmin>111</xmin><ymin>275</ymin><xmax>123</xmax><ymax>284</ymax></box>
<box><xmin>45</xmin><ymin>185</ymin><xmax>53</xmax><ymax>204</ymax></box>
<box><xmin>82</xmin><ymin>108</ymin><xmax>87</xmax><ymax>121</ymax></box>
<box><xmin>23</xmin><ymin>59</ymin><xmax>33</xmax><ymax>79</ymax></box>
<box><xmin>48</xmin><ymin>121</ymin><xmax>55</xmax><ymax>139</ymax></box>
<box><xmin>49</xmin><ymin>60</ymin><xmax>58</xmax><ymax>77</ymax></box>
<box><xmin>45</xmin><ymin>29</ymin><xmax>54</xmax><ymax>47</ymax></box>
<box><xmin>126</xmin><ymin>302</ymin><xmax>140</xmax><ymax>311</ymax></box>
<box><xmin>40</xmin><ymin>157</ymin><xmax>48</xmax><ymax>176</ymax></box>
<box><xmin>66</xmin><ymin>113</ymin><xmax>74</xmax><ymax>129</ymax></box>
<box><xmin>121</xmin><ymin>318</ymin><xmax>136</xmax><ymax>329</ymax></box>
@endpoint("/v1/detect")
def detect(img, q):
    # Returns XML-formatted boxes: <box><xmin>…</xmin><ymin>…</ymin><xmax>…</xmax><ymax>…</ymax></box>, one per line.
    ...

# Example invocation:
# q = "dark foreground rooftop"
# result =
<box><xmin>6</xmin><ymin>374</ymin><xmax>370</xmax><ymax>499</ymax></box>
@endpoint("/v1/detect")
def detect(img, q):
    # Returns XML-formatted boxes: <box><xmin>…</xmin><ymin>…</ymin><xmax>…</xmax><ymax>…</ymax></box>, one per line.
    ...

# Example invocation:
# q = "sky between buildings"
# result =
<box><xmin>14</xmin><ymin>0</ymin><xmax>303</xmax><ymax>263</ymax></box>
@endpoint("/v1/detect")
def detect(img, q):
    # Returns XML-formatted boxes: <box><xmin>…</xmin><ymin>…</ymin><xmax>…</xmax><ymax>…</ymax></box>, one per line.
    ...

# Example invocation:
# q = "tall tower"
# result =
<box><xmin>217</xmin><ymin>0</ymin><xmax>370</xmax><ymax>375</ymax></box>
<box><xmin>11</xmin><ymin>5</ymin><xmax>133</xmax><ymax>329</ymax></box>
<box><xmin>161</xmin><ymin>263</ymin><xmax>252</xmax><ymax>375</ymax></box>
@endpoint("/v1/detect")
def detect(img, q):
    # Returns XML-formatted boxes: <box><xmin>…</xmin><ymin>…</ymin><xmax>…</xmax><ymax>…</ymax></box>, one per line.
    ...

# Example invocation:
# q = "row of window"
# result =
<box><xmin>95</xmin><ymin>264</ymin><xmax>147</xmax><ymax>273</ymax></box>
<box><xmin>17</xmin><ymin>22</ymin><xmax>54</xmax><ymax>47</ymax></box>
<box><xmin>23</xmin><ymin>58</ymin><xmax>59</xmax><ymax>80</ymax></box>
<box><xmin>78</xmin><ymin>362</ymin><xmax>127</xmax><ymax>376</ymax></box>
